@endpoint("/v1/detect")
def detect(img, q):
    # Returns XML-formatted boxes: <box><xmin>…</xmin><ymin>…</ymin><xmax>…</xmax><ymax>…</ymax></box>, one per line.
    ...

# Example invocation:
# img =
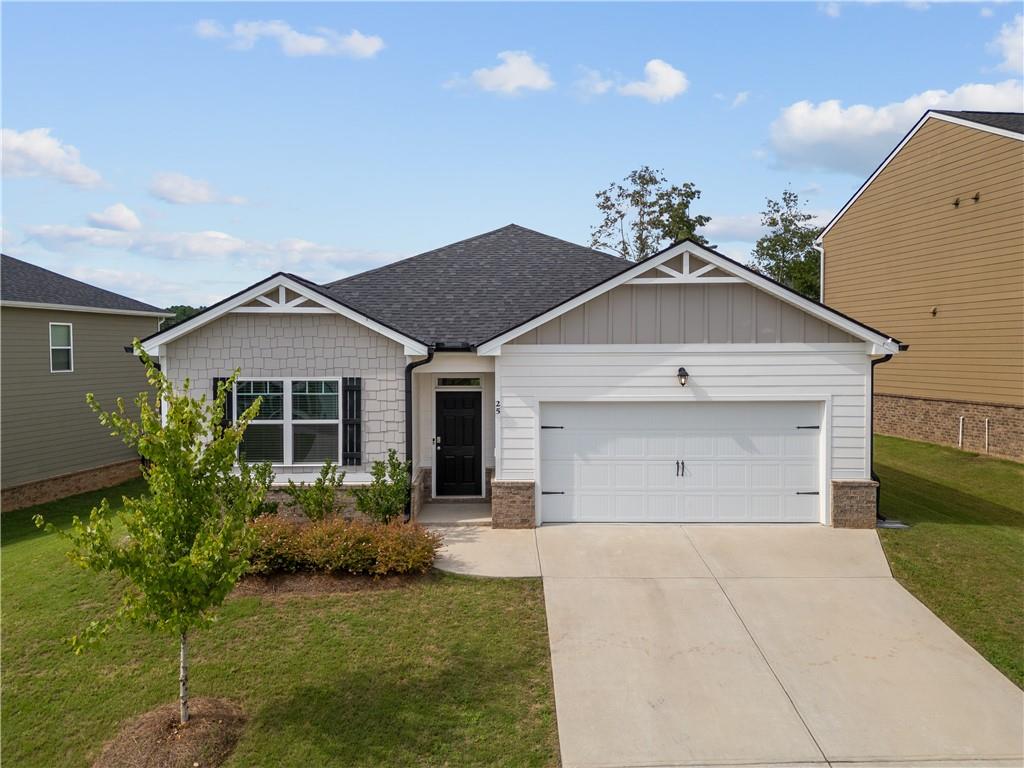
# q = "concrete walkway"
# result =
<box><xmin>431</xmin><ymin>522</ymin><xmax>1024</xmax><ymax>768</ymax></box>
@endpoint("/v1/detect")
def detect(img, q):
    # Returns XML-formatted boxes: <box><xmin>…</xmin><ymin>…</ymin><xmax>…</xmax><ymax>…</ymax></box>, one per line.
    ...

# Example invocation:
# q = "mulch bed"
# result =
<box><xmin>233</xmin><ymin>571</ymin><xmax>427</xmax><ymax>597</ymax></box>
<box><xmin>92</xmin><ymin>698</ymin><xmax>246</xmax><ymax>768</ymax></box>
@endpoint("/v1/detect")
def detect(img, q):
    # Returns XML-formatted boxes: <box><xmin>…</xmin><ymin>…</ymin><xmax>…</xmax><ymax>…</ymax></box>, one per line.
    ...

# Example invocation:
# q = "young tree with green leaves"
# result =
<box><xmin>34</xmin><ymin>342</ymin><xmax>270</xmax><ymax>725</ymax></box>
<box><xmin>750</xmin><ymin>189</ymin><xmax>822</xmax><ymax>299</ymax></box>
<box><xmin>591</xmin><ymin>166</ymin><xmax>712</xmax><ymax>261</ymax></box>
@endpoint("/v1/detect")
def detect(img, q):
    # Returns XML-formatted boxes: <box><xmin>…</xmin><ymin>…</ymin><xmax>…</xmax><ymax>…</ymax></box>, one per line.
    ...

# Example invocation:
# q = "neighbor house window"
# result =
<box><xmin>291</xmin><ymin>380</ymin><xmax>339</xmax><ymax>464</ymax></box>
<box><xmin>233</xmin><ymin>379</ymin><xmax>354</xmax><ymax>465</ymax></box>
<box><xmin>49</xmin><ymin>323</ymin><xmax>73</xmax><ymax>373</ymax></box>
<box><xmin>237</xmin><ymin>381</ymin><xmax>284</xmax><ymax>463</ymax></box>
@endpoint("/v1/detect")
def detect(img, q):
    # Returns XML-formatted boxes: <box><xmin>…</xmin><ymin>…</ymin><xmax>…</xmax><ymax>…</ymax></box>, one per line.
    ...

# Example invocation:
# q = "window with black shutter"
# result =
<box><xmin>342</xmin><ymin>377</ymin><xmax>361</xmax><ymax>466</ymax></box>
<box><xmin>212</xmin><ymin>377</ymin><xmax>233</xmax><ymax>429</ymax></box>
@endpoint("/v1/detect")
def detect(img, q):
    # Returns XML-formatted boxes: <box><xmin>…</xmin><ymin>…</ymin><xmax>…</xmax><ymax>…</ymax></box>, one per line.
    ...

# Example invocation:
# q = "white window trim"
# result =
<box><xmin>49</xmin><ymin>322</ymin><xmax>74</xmax><ymax>373</ymax></box>
<box><xmin>234</xmin><ymin>377</ymin><xmax>349</xmax><ymax>467</ymax></box>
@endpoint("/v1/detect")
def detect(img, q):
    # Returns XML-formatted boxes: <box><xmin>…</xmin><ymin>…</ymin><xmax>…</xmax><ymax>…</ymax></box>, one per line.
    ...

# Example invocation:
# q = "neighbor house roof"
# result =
<box><xmin>817</xmin><ymin>109</ymin><xmax>1024</xmax><ymax>242</ymax></box>
<box><xmin>0</xmin><ymin>254</ymin><xmax>170</xmax><ymax>317</ymax></box>
<box><xmin>931</xmin><ymin>110</ymin><xmax>1024</xmax><ymax>135</ymax></box>
<box><xmin>322</xmin><ymin>224</ymin><xmax>630</xmax><ymax>346</ymax></box>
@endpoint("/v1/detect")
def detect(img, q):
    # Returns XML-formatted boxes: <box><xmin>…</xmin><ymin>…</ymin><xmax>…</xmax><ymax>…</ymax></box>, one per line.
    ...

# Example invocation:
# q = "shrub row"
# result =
<box><xmin>248</xmin><ymin>515</ymin><xmax>441</xmax><ymax>577</ymax></box>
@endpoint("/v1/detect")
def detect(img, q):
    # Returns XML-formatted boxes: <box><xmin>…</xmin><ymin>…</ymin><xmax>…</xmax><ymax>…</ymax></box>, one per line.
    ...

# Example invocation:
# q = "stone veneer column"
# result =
<box><xmin>830</xmin><ymin>479</ymin><xmax>878</xmax><ymax>528</ymax></box>
<box><xmin>490</xmin><ymin>480</ymin><xmax>536</xmax><ymax>529</ymax></box>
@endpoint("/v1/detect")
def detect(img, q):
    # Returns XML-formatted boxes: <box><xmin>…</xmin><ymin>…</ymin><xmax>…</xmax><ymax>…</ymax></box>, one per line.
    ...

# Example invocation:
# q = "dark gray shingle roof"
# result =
<box><xmin>932</xmin><ymin>110</ymin><xmax>1024</xmax><ymax>135</ymax></box>
<box><xmin>322</xmin><ymin>224</ymin><xmax>629</xmax><ymax>346</ymax></box>
<box><xmin>1</xmin><ymin>254</ymin><xmax>166</xmax><ymax>314</ymax></box>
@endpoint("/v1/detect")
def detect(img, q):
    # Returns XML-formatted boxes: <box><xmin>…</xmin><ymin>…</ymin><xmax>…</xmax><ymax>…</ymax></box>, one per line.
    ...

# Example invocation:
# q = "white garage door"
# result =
<box><xmin>540</xmin><ymin>402</ymin><xmax>821</xmax><ymax>523</ymax></box>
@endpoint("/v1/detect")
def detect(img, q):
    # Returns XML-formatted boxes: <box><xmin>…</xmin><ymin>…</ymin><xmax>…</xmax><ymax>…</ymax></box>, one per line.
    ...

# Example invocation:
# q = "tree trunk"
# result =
<box><xmin>179</xmin><ymin>630</ymin><xmax>190</xmax><ymax>725</ymax></box>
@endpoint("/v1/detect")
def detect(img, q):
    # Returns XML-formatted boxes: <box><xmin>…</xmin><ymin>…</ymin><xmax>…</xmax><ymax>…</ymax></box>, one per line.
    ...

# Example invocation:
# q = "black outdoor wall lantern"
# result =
<box><xmin>677</xmin><ymin>366</ymin><xmax>689</xmax><ymax>387</ymax></box>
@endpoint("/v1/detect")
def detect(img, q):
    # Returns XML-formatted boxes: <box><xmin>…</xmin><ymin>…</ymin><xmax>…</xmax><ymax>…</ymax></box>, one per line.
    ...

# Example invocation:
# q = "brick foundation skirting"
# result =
<box><xmin>2</xmin><ymin>459</ymin><xmax>142</xmax><ymax>513</ymax></box>
<box><xmin>874</xmin><ymin>394</ymin><xmax>1023</xmax><ymax>462</ymax></box>
<box><xmin>410</xmin><ymin>467</ymin><xmax>429</xmax><ymax>521</ymax></box>
<box><xmin>830</xmin><ymin>479</ymin><xmax>878</xmax><ymax>529</ymax></box>
<box><xmin>491</xmin><ymin>480</ymin><xmax>535</xmax><ymax>529</ymax></box>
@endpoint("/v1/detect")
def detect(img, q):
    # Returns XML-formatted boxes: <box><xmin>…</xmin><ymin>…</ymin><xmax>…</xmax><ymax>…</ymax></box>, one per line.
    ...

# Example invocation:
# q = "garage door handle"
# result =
<box><xmin>541</xmin><ymin>491</ymin><xmax>565</xmax><ymax>495</ymax></box>
<box><xmin>795</xmin><ymin>491</ymin><xmax>820</xmax><ymax>495</ymax></box>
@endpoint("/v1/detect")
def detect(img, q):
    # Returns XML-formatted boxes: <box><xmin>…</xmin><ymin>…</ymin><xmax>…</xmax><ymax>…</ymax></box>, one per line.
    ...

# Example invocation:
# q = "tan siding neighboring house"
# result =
<box><xmin>821</xmin><ymin>111</ymin><xmax>1024</xmax><ymax>459</ymax></box>
<box><xmin>1</xmin><ymin>255</ymin><xmax>169</xmax><ymax>509</ymax></box>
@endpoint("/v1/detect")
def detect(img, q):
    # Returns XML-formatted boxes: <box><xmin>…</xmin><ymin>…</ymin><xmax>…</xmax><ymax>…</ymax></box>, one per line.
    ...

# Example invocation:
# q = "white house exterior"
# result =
<box><xmin>142</xmin><ymin>225</ymin><xmax>903</xmax><ymax>529</ymax></box>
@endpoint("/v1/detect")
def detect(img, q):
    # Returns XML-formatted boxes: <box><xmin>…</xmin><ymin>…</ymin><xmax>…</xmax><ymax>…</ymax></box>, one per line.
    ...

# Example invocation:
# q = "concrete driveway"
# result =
<box><xmin>538</xmin><ymin>524</ymin><xmax>1024</xmax><ymax>768</ymax></box>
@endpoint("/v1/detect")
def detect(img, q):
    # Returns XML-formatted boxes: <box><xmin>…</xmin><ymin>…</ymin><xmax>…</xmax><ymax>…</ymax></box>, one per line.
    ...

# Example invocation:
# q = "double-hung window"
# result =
<box><xmin>49</xmin><ymin>323</ymin><xmax>73</xmax><ymax>373</ymax></box>
<box><xmin>235</xmin><ymin>379</ymin><xmax>350</xmax><ymax>465</ymax></box>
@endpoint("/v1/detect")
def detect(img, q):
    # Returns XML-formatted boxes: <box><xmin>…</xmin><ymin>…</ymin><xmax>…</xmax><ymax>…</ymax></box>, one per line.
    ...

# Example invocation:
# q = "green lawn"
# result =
<box><xmin>1</xmin><ymin>480</ymin><xmax>559</xmax><ymax>767</ymax></box>
<box><xmin>875</xmin><ymin>435</ymin><xmax>1024</xmax><ymax>688</ymax></box>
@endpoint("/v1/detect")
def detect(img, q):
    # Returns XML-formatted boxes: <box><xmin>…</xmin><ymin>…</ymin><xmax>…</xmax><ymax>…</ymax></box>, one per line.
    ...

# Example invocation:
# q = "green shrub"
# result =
<box><xmin>353</xmin><ymin>449</ymin><xmax>411</xmax><ymax>524</ymax></box>
<box><xmin>248</xmin><ymin>516</ymin><xmax>441</xmax><ymax>577</ymax></box>
<box><xmin>283</xmin><ymin>460</ymin><xmax>345</xmax><ymax>521</ymax></box>
<box><xmin>224</xmin><ymin>459</ymin><xmax>277</xmax><ymax>519</ymax></box>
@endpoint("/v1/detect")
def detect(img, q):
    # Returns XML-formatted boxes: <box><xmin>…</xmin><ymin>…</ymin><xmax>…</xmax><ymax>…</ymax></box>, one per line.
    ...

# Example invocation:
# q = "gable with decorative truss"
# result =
<box><xmin>141</xmin><ymin>273</ymin><xmax>428</xmax><ymax>356</ymax></box>
<box><xmin>478</xmin><ymin>241</ymin><xmax>901</xmax><ymax>354</ymax></box>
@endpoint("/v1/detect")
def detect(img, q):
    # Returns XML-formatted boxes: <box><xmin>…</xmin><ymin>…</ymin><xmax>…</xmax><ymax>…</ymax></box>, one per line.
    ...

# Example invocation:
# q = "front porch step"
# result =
<box><xmin>418</xmin><ymin>502</ymin><xmax>492</xmax><ymax>527</ymax></box>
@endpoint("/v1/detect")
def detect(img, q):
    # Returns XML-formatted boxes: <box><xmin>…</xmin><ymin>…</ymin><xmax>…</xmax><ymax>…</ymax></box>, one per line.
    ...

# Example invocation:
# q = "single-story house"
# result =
<box><xmin>1</xmin><ymin>254</ymin><xmax>171</xmax><ymax>510</ymax></box>
<box><xmin>141</xmin><ymin>224</ymin><xmax>905</xmax><ymax>529</ymax></box>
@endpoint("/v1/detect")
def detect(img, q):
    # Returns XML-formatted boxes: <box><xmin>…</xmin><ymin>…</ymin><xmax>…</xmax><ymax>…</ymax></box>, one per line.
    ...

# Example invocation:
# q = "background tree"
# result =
<box><xmin>750</xmin><ymin>189</ymin><xmax>822</xmax><ymax>299</ymax></box>
<box><xmin>161</xmin><ymin>304</ymin><xmax>206</xmax><ymax>330</ymax></box>
<box><xmin>591</xmin><ymin>166</ymin><xmax>712</xmax><ymax>261</ymax></box>
<box><xmin>35</xmin><ymin>343</ymin><xmax>269</xmax><ymax>725</ymax></box>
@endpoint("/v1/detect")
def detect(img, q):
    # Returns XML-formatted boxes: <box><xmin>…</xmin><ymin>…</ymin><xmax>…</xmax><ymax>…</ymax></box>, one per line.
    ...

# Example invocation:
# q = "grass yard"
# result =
<box><xmin>1</xmin><ymin>480</ymin><xmax>560</xmax><ymax>767</ymax></box>
<box><xmin>875</xmin><ymin>435</ymin><xmax>1024</xmax><ymax>688</ymax></box>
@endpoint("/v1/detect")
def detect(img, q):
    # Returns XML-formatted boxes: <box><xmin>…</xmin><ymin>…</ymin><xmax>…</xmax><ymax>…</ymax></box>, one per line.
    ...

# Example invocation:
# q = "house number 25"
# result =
<box><xmin>495</xmin><ymin>400</ymin><xmax>501</xmax><ymax>415</ymax></box>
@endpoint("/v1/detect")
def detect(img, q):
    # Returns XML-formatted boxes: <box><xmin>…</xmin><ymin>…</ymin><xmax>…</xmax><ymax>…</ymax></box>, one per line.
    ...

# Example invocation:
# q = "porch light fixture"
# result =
<box><xmin>677</xmin><ymin>367</ymin><xmax>689</xmax><ymax>387</ymax></box>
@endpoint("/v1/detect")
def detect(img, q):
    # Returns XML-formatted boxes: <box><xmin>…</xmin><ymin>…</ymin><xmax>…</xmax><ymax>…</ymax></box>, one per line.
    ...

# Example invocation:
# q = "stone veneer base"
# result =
<box><xmin>2</xmin><ymin>459</ymin><xmax>142</xmax><ymax>513</ymax></box>
<box><xmin>831</xmin><ymin>479</ymin><xmax>878</xmax><ymax>529</ymax></box>
<box><xmin>490</xmin><ymin>480</ymin><xmax>536</xmax><ymax>529</ymax></box>
<box><xmin>875</xmin><ymin>393</ymin><xmax>1023</xmax><ymax>462</ymax></box>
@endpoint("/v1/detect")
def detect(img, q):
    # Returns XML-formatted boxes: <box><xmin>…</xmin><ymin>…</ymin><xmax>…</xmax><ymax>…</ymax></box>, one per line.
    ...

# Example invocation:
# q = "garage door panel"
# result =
<box><xmin>540</xmin><ymin>402</ymin><xmax>822</xmax><ymax>524</ymax></box>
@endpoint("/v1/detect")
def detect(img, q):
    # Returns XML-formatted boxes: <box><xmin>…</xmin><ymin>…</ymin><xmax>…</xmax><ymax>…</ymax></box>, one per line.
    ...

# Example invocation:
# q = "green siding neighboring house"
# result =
<box><xmin>1</xmin><ymin>255</ymin><xmax>170</xmax><ymax>508</ymax></box>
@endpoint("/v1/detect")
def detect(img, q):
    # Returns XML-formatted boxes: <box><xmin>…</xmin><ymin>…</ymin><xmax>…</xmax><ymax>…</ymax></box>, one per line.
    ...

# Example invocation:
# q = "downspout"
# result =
<box><xmin>869</xmin><ymin>352</ymin><xmax>893</xmax><ymax>521</ymax></box>
<box><xmin>404</xmin><ymin>346</ymin><xmax>435</xmax><ymax>522</ymax></box>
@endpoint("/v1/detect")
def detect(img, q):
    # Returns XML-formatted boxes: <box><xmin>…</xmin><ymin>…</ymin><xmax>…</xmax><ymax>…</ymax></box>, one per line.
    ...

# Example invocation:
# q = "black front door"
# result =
<box><xmin>435</xmin><ymin>391</ymin><xmax>482</xmax><ymax>496</ymax></box>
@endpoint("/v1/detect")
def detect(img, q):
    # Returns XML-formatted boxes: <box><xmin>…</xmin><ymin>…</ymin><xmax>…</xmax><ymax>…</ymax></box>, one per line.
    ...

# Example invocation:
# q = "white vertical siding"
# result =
<box><xmin>495</xmin><ymin>343</ymin><xmax>873</xmax><ymax>488</ymax></box>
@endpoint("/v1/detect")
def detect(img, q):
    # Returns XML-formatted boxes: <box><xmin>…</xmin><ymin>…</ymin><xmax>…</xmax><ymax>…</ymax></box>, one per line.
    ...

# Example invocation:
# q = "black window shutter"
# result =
<box><xmin>342</xmin><ymin>377</ymin><xmax>361</xmax><ymax>466</ymax></box>
<box><xmin>213</xmin><ymin>377</ymin><xmax>232</xmax><ymax>428</ymax></box>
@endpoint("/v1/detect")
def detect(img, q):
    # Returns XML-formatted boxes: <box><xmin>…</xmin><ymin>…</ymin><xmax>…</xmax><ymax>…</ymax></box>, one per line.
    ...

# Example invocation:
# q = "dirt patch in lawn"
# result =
<box><xmin>233</xmin><ymin>571</ymin><xmax>427</xmax><ymax>597</ymax></box>
<box><xmin>92</xmin><ymin>697</ymin><xmax>245</xmax><ymax>768</ymax></box>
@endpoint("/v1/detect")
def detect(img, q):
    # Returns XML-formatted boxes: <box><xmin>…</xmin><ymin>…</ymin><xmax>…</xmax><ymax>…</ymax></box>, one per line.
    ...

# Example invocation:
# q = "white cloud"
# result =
<box><xmin>25</xmin><ymin>223</ymin><xmax>400</xmax><ymax>280</ymax></box>
<box><xmin>989</xmin><ymin>14</ymin><xmax>1023</xmax><ymax>73</ymax></box>
<box><xmin>87</xmin><ymin>203</ymin><xmax>142</xmax><ymax>232</ymax></box>
<box><xmin>731</xmin><ymin>91</ymin><xmax>751</xmax><ymax>108</ymax></box>
<box><xmin>905</xmin><ymin>2</ymin><xmax>930</xmax><ymax>11</ymax></box>
<box><xmin>194</xmin><ymin>19</ymin><xmax>227</xmax><ymax>39</ymax></box>
<box><xmin>618</xmin><ymin>59</ymin><xmax>688</xmax><ymax>103</ymax></box>
<box><xmin>575</xmin><ymin>67</ymin><xmax>614</xmax><ymax>98</ymax></box>
<box><xmin>455</xmin><ymin>51</ymin><xmax>554</xmax><ymax>95</ymax></box>
<box><xmin>703</xmin><ymin>213</ymin><xmax>766</xmax><ymax>243</ymax></box>
<box><xmin>980</xmin><ymin>7</ymin><xmax>994</xmax><ymax>17</ymax></box>
<box><xmin>1</xmin><ymin>128</ymin><xmax>102</xmax><ymax>188</ymax></box>
<box><xmin>770</xmin><ymin>80</ymin><xmax>1024</xmax><ymax>174</ymax></box>
<box><xmin>148</xmin><ymin>172</ymin><xmax>247</xmax><ymax>206</ymax></box>
<box><xmin>819</xmin><ymin>2</ymin><xmax>841</xmax><ymax>18</ymax></box>
<box><xmin>197</xmin><ymin>19</ymin><xmax>384</xmax><ymax>59</ymax></box>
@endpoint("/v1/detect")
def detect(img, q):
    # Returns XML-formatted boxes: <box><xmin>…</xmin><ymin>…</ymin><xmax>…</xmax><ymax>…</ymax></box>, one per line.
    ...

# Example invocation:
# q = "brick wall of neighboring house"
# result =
<box><xmin>830</xmin><ymin>479</ymin><xmax>878</xmax><ymax>529</ymax></box>
<box><xmin>875</xmin><ymin>394</ymin><xmax>1023</xmax><ymax>462</ymax></box>
<box><xmin>1</xmin><ymin>459</ymin><xmax>142</xmax><ymax>512</ymax></box>
<box><xmin>162</xmin><ymin>313</ymin><xmax>406</xmax><ymax>473</ymax></box>
<box><xmin>491</xmin><ymin>480</ymin><xmax>535</xmax><ymax>529</ymax></box>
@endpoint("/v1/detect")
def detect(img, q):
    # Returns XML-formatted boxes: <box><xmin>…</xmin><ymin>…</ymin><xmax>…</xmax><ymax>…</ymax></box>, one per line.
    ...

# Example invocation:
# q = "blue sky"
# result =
<box><xmin>3</xmin><ymin>2</ymin><xmax>1022</xmax><ymax>307</ymax></box>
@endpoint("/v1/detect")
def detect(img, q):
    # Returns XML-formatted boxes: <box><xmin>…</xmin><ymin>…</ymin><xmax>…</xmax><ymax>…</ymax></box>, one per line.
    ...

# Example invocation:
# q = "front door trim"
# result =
<box><xmin>433</xmin><ymin>386</ymin><xmax>484</xmax><ymax>498</ymax></box>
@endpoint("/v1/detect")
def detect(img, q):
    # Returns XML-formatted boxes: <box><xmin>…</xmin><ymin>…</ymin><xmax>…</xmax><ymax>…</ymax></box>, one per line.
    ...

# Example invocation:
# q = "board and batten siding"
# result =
<box><xmin>160</xmin><ymin>313</ymin><xmax>406</xmax><ymax>471</ymax></box>
<box><xmin>510</xmin><ymin>283</ymin><xmax>856</xmax><ymax>345</ymax></box>
<box><xmin>823</xmin><ymin>117</ymin><xmax>1024</xmax><ymax>406</ymax></box>
<box><xmin>495</xmin><ymin>344</ymin><xmax>873</xmax><ymax>520</ymax></box>
<box><xmin>0</xmin><ymin>307</ymin><xmax>160</xmax><ymax>488</ymax></box>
